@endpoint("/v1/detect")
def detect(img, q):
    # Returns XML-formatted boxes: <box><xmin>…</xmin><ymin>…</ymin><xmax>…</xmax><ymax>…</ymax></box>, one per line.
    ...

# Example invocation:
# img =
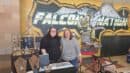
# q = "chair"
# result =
<box><xmin>29</xmin><ymin>55</ymin><xmax>39</xmax><ymax>70</ymax></box>
<box><xmin>14</xmin><ymin>57</ymin><xmax>27</xmax><ymax>73</ymax></box>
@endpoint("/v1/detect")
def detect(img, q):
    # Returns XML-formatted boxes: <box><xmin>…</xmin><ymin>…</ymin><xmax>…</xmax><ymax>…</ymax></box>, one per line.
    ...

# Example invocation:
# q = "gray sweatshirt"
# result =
<box><xmin>61</xmin><ymin>37</ymin><xmax>80</xmax><ymax>61</ymax></box>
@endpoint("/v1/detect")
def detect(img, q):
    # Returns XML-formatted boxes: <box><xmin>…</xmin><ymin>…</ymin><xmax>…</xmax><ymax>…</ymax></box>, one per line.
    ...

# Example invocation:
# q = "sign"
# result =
<box><xmin>32</xmin><ymin>3</ymin><xmax>91</xmax><ymax>33</ymax></box>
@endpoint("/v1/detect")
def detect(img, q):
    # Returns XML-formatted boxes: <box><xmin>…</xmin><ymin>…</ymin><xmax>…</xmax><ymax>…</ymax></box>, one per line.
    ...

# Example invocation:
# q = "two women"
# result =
<box><xmin>40</xmin><ymin>27</ymin><xmax>81</xmax><ymax>73</ymax></box>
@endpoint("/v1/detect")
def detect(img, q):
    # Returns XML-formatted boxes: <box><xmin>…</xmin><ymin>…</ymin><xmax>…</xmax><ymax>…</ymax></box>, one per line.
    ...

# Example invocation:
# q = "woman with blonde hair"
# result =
<box><xmin>61</xmin><ymin>28</ymin><xmax>81</xmax><ymax>73</ymax></box>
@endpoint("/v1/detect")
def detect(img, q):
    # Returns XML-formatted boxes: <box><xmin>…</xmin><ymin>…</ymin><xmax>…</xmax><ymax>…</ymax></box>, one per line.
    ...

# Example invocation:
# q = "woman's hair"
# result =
<box><xmin>46</xmin><ymin>27</ymin><xmax>59</xmax><ymax>38</ymax></box>
<box><xmin>63</xmin><ymin>28</ymin><xmax>73</xmax><ymax>40</ymax></box>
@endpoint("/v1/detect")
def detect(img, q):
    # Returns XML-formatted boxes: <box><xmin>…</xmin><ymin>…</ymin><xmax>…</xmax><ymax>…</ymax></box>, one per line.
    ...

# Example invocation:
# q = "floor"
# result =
<box><xmin>0</xmin><ymin>55</ymin><xmax>130</xmax><ymax>73</ymax></box>
<box><xmin>111</xmin><ymin>55</ymin><xmax>130</xmax><ymax>73</ymax></box>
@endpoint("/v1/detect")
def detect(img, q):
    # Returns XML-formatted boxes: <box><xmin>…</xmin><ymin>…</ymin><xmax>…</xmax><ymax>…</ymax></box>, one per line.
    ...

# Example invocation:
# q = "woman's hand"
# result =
<box><xmin>78</xmin><ymin>56</ymin><xmax>82</xmax><ymax>63</ymax></box>
<box><xmin>41</xmin><ymin>49</ymin><xmax>47</xmax><ymax>54</ymax></box>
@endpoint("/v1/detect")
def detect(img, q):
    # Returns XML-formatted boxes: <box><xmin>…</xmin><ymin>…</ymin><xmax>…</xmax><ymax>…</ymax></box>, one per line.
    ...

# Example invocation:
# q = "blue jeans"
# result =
<box><xmin>69</xmin><ymin>58</ymin><xmax>79</xmax><ymax>73</ymax></box>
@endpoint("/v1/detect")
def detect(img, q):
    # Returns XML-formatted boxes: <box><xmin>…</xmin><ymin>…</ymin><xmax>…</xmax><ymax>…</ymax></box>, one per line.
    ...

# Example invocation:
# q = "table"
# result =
<box><xmin>27</xmin><ymin>62</ymin><xmax>75</xmax><ymax>73</ymax></box>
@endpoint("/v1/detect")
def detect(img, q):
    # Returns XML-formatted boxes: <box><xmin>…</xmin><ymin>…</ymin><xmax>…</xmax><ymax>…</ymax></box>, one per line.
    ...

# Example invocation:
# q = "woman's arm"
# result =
<box><xmin>40</xmin><ymin>37</ymin><xmax>47</xmax><ymax>54</ymax></box>
<box><xmin>73</xmin><ymin>38</ymin><xmax>82</xmax><ymax>63</ymax></box>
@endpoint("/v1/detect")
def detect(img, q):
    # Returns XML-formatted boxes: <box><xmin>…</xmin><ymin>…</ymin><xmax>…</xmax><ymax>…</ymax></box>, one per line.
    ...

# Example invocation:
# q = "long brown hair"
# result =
<box><xmin>63</xmin><ymin>28</ymin><xmax>73</xmax><ymax>40</ymax></box>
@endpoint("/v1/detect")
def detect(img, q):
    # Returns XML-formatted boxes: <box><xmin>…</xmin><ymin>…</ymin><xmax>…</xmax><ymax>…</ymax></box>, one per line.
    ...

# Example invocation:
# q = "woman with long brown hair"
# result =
<box><xmin>61</xmin><ymin>28</ymin><xmax>81</xmax><ymax>73</ymax></box>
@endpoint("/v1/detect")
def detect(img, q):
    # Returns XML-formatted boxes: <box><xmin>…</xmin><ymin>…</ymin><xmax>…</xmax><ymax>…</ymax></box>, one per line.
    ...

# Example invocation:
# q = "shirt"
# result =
<box><xmin>61</xmin><ymin>37</ymin><xmax>80</xmax><ymax>61</ymax></box>
<box><xmin>40</xmin><ymin>36</ymin><xmax>61</xmax><ymax>61</ymax></box>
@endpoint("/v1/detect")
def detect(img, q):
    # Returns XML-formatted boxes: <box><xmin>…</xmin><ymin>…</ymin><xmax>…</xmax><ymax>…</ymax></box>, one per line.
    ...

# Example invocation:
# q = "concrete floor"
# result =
<box><xmin>0</xmin><ymin>55</ymin><xmax>130</xmax><ymax>73</ymax></box>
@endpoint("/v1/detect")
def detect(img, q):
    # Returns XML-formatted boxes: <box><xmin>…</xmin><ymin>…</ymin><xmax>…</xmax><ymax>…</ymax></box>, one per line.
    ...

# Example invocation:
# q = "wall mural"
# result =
<box><xmin>32</xmin><ymin>2</ymin><xmax>128</xmax><ymax>37</ymax></box>
<box><xmin>21</xmin><ymin>0</ymin><xmax>130</xmax><ymax>57</ymax></box>
<box><xmin>90</xmin><ymin>4</ymin><xmax>128</xmax><ymax>38</ymax></box>
<box><xmin>32</xmin><ymin>3</ymin><xmax>96</xmax><ymax>34</ymax></box>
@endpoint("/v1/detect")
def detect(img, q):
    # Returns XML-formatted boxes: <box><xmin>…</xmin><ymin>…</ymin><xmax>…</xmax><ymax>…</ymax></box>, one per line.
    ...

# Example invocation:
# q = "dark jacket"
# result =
<box><xmin>40</xmin><ymin>35</ymin><xmax>61</xmax><ymax>62</ymax></box>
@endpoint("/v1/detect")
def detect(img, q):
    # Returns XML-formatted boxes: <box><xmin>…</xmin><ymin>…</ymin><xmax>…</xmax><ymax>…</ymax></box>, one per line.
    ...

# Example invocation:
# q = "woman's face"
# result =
<box><xmin>64</xmin><ymin>30</ymin><xmax>71</xmax><ymax>39</ymax></box>
<box><xmin>50</xmin><ymin>28</ymin><xmax>57</xmax><ymax>37</ymax></box>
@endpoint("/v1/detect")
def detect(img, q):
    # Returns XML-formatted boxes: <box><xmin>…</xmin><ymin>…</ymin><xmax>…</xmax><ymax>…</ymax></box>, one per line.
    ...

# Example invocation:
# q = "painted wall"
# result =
<box><xmin>0</xmin><ymin>0</ymin><xmax>20</xmax><ymax>55</ymax></box>
<box><xmin>0</xmin><ymin>0</ymin><xmax>129</xmax><ymax>54</ymax></box>
<box><xmin>20</xmin><ymin>0</ymin><xmax>130</xmax><ymax>57</ymax></box>
<box><xmin>20</xmin><ymin>0</ymin><xmax>130</xmax><ymax>35</ymax></box>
